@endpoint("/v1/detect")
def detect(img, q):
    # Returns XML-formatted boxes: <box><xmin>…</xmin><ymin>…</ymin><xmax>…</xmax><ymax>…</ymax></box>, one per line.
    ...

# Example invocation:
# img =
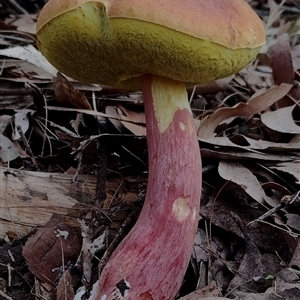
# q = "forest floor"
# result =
<box><xmin>0</xmin><ymin>0</ymin><xmax>299</xmax><ymax>299</ymax></box>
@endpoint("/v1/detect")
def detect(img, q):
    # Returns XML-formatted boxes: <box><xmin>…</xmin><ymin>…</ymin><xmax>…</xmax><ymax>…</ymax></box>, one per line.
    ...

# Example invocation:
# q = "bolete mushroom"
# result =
<box><xmin>36</xmin><ymin>1</ymin><xmax>265</xmax><ymax>299</ymax></box>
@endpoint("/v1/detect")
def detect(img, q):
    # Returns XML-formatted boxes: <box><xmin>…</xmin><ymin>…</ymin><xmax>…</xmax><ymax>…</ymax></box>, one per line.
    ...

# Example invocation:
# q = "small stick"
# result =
<box><xmin>17</xmin><ymin>126</ymin><xmax>40</xmax><ymax>171</ymax></box>
<box><xmin>6</xmin><ymin>0</ymin><xmax>29</xmax><ymax>14</ymax></box>
<box><xmin>95</xmin><ymin>139</ymin><xmax>107</xmax><ymax>208</ymax></box>
<box><xmin>247</xmin><ymin>191</ymin><xmax>300</xmax><ymax>228</ymax></box>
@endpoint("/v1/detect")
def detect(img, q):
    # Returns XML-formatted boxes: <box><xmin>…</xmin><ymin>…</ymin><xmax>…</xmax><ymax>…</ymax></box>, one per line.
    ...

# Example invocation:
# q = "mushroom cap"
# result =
<box><xmin>36</xmin><ymin>0</ymin><xmax>265</xmax><ymax>89</ymax></box>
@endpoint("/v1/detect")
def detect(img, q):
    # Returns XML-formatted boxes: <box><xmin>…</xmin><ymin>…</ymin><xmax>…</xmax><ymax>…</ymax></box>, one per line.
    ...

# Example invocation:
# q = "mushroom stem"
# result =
<box><xmin>94</xmin><ymin>74</ymin><xmax>202</xmax><ymax>300</ymax></box>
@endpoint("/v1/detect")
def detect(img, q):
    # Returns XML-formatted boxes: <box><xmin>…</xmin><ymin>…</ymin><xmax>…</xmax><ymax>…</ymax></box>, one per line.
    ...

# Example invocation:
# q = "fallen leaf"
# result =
<box><xmin>179</xmin><ymin>285</ymin><xmax>221</xmax><ymax>300</ymax></box>
<box><xmin>105</xmin><ymin>106</ymin><xmax>126</xmax><ymax>133</ymax></box>
<box><xmin>0</xmin><ymin>133</ymin><xmax>19</xmax><ymax>162</ymax></box>
<box><xmin>22</xmin><ymin>214</ymin><xmax>82</xmax><ymax>285</ymax></box>
<box><xmin>261</xmin><ymin>182</ymin><xmax>292</xmax><ymax>196</ymax></box>
<box><xmin>271</xmin><ymin>33</ymin><xmax>294</xmax><ymax>86</ymax></box>
<box><xmin>228</xmin><ymin>215</ymin><xmax>266</xmax><ymax>295</ymax></box>
<box><xmin>117</xmin><ymin>105</ymin><xmax>146</xmax><ymax>136</ymax></box>
<box><xmin>0</xmin><ymin>45</ymin><xmax>58</xmax><ymax>77</ymax></box>
<box><xmin>198</xmin><ymin>84</ymin><xmax>292</xmax><ymax>139</ymax></box>
<box><xmin>12</xmin><ymin>110</ymin><xmax>33</xmax><ymax>140</ymax></box>
<box><xmin>69</xmin><ymin>113</ymin><xmax>86</xmax><ymax>136</ymax></box>
<box><xmin>291</xmin><ymin>44</ymin><xmax>300</xmax><ymax>70</ymax></box>
<box><xmin>229</xmin><ymin>134</ymin><xmax>300</xmax><ymax>151</ymax></box>
<box><xmin>285</xmin><ymin>214</ymin><xmax>300</xmax><ymax>232</ymax></box>
<box><xmin>218</xmin><ymin>161</ymin><xmax>278</xmax><ymax>207</ymax></box>
<box><xmin>261</xmin><ymin>105</ymin><xmax>300</xmax><ymax>134</ymax></box>
<box><xmin>202</xmin><ymin>148</ymin><xmax>298</xmax><ymax>162</ymax></box>
<box><xmin>200</xmin><ymin>200</ymin><xmax>292</xmax><ymax>253</ymax></box>
<box><xmin>201</xmin><ymin>134</ymin><xmax>300</xmax><ymax>153</ymax></box>
<box><xmin>0</xmin><ymin>115</ymin><xmax>11</xmax><ymax>133</ymax></box>
<box><xmin>56</xmin><ymin>270</ymin><xmax>75</xmax><ymax>300</ymax></box>
<box><xmin>235</xmin><ymin>288</ymin><xmax>300</xmax><ymax>300</ymax></box>
<box><xmin>53</xmin><ymin>73</ymin><xmax>92</xmax><ymax>110</ymax></box>
<box><xmin>270</xmin><ymin>161</ymin><xmax>300</xmax><ymax>184</ymax></box>
<box><xmin>6</xmin><ymin>15</ymin><xmax>37</xmax><ymax>34</ymax></box>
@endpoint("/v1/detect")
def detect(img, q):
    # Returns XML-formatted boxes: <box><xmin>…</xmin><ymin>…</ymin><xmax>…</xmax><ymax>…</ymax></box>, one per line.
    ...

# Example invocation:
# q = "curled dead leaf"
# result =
<box><xmin>261</xmin><ymin>105</ymin><xmax>300</xmax><ymax>134</ymax></box>
<box><xmin>218</xmin><ymin>161</ymin><xmax>279</xmax><ymax>207</ymax></box>
<box><xmin>197</xmin><ymin>84</ymin><xmax>292</xmax><ymax>139</ymax></box>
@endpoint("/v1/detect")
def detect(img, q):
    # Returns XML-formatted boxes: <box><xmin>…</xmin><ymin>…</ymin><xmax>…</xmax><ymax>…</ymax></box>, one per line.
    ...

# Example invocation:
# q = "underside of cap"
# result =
<box><xmin>37</xmin><ymin>1</ymin><xmax>264</xmax><ymax>90</ymax></box>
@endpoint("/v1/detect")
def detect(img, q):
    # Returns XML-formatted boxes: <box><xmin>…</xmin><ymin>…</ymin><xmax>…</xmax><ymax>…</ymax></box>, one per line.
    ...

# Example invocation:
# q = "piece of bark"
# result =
<box><xmin>0</xmin><ymin>166</ymin><xmax>96</xmax><ymax>239</ymax></box>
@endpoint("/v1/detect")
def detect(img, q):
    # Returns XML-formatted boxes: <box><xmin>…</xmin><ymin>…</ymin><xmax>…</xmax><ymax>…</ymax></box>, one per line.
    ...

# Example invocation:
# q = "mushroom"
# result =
<box><xmin>36</xmin><ymin>0</ymin><xmax>265</xmax><ymax>299</ymax></box>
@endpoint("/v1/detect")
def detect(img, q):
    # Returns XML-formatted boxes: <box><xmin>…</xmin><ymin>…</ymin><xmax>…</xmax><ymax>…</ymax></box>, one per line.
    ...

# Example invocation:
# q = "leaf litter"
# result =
<box><xmin>0</xmin><ymin>0</ymin><xmax>300</xmax><ymax>299</ymax></box>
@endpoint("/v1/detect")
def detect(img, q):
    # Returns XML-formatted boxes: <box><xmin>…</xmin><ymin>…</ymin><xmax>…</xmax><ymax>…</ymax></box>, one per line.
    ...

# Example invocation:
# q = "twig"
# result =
<box><xmin>17</xmin><ymin>125</ymin><xmax>40</xmax><ymax>171</ymax></box>
<box><xmin>95</xmin><ymin>139</ymin><xmax>107</xmax><ymax>208</ymax></box>
<box><xmin>5</xmin><ymin>0</ymin><xmax>29</xmax><ymax>14</ymax></box>
<box><xmin>0</xmin><ymin>290</ymin><xmax>13</xmax><ymax>300</ymax></box>
<box><xmin>247</xmin><ymin>191</ymin><xmax>300</xmax><ymax>228</ymax></box>
<box><xmin>121</xmin><ymin>145</ymin><xmax>146</xmax><ymax>166</ymax></box>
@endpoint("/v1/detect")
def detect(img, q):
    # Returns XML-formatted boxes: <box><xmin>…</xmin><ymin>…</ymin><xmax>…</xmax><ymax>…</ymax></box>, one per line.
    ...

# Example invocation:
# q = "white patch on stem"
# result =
<box><xmin>172</xmin><ymin>197</ymin><xmax>191</xmax><ymax>222</ymax></box>
<box><xmin>179</xmin><ymin>121</ymin><xmax>187</xmax><ymax>131</ymax></box>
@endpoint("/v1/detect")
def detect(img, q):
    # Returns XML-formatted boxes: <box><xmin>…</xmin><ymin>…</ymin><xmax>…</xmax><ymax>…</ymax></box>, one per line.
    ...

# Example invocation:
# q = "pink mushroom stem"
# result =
<box><xmin>95</xmin><ymin>74</ymin><xmax>202</xmax><ymax>299</ymax></box>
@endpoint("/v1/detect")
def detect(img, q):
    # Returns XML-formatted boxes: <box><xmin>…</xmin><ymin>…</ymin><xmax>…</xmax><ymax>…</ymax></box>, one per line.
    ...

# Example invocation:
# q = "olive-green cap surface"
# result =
<box><xmin>37</xmin><ymin>0</ymin><xmax>266</xmax><ymax>89</ymax></box>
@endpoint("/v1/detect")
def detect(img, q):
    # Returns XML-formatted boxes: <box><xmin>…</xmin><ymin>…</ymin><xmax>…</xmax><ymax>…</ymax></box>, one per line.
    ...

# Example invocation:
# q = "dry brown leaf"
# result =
<box><xmin>291</xmin><ymin>44</ymin><xmax>300</xmax><ymax>70</ymax></box>
<box><xmin>244</xmin><ymin>135</ymin><xmax>297</xmax><ymax>151</ymax></box>
<box><xmin>118</xmin><ymin>105</ymin><xmax>146</xmax><ymax>136</ymax></box>
<box><xmin>69</xmin><ymin>113</ymin><xmax>86</xmax><ymax>136</ymax></box>
<box><xmin>105</xmin><ymin>105</ymin><xmax>147</xmax><ymax>135</ymax></box>
<box><xmin>261</xmin><ymin>182</ymin><xmax>292</xmax><ymax>196</ymax></box>
<box><xmin>198</xmin><ymin>84</ymin><xmax>292</xmax><ymax>139</ymax></box>
<box><xmin>0</xmin><ymin>133</ymin><xmax>19</xmax><ymax>162</ymax></box>
<box><xmin>271</xmin><ymin>33</ymin><xmax>294</xmax><ymax>86</ymax></box>
<box><xmin>22</xmin><ymin>214</ymin><xmax>82</xmax><ymax>285</ymax></box>
<box><xmin>290</xmin><ymin>240</ymin><xmax>300</xmax><ymax>269</ymax></box>
<box><xmin>105</xmin><ymin>106</ymin><xmax>125</xmax><ymax>133</ymax></box>
<box><xmin>53</xmin><ymin>73</ymin><xmax>92</xmax><ymax>110</ymax></box>
<box><xmin>189</xmin><ymin>76</ymin><xmax>233</xmax><ymax>95</ymax></box>
<box><xmin>179</xmin><ymin>285</ymin><xmax>221</xmax><ymax>300</ymax></box>
<box><xmin>270</xmin><ymin>33</ymin><xmax>298</xmax><ymax>107</ymax></box>
<box><xmin>0</xmin><ymin>45</ymin><xmax>58</xmax><ymax>76</ymax></box>
<box><xmin>7</xmin><ymin>62</ymin><xmax>53</xmax><ymax>80</ymax></box>
<box><xmin>228</xmin><ymin>217</ymin><xmax>265</xmax><ymax>295</ymax></box>
<box><xmin>5</xmin><ymin>15</ymin><xmax>37</xmax><ymax>34</ymax></box>
<box><xmin>0</xmin><ymin>115</ymin><xmax>11</xmax><ymax>133</ymax></box>
<box><xmin>201</xmin><ymin>134</ymin><xmax>300</xmax><ymax>152</ymax></box>
<box><xmin>179</xmin><ymin>295</ymin><xmax>228</xmax><ymax>300</ymax></box>
<box><xmin>270</xmin><ymin>161</ymin><xmax>300</xmax><ymax>184</ymax></box>
<box><xmin>236</xmin><ymin>289</ymin><xmax>300</xmax><ymax>300</ymax></box>
<box><xmin>265</xmin><ymin>0</ymin><xmax>284</xmax><ymax>30</ymax></box>
<box><xmin>261</xmin><ymin>105</ymin><xmax>300</xmax><ymax>134</ymax></box>
<box><xmin>46</xmin><ymin>106</ymin><xmax>125</xmax><ymax>122</ymax></box>
<box><xmin>286</xmin><ymin>214</ymin><xmax>300</xmax><ymax>232</ymax></box>
<box><xmin>12</xmin><ymin>110</ymin><xmax>32</xmax><ymax>140</ymax></box>
<box><xmin>56</xmin><ymin>270</ymin><xmax>75</xmax><ymax>300</ymax></box>
<box><xmin>235</xmin><ymin>134</ymin><xmax>300</xmax><ymax>151</ymax></box>
<box><xmin>218</xmin><ymin>161</ymin><xmax>278</xmax><ymax>207</ymax></box>
<box><xmin>202</xmin><ymin>148</ymin><xmax>297</xmax><ymax>162</ymax></box>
